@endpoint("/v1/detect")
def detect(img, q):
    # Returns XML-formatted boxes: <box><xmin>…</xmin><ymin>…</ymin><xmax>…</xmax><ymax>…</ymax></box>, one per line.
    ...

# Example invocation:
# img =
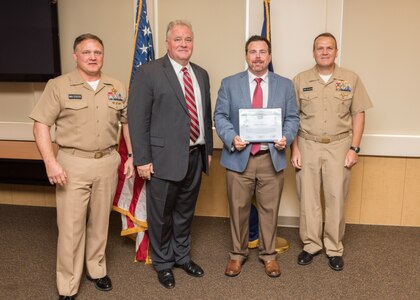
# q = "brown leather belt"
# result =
<box><xmin>298</xmin><ymin>131</ymin><xmax>350</xmax><ymax>144</ymax></box>
<box><xmin>59</xmin><ymin>146</ymin><xmax>116</xmax><ymax>159</ymax></box>
<box><xmin>253</xmin><ymin>149</ymin><xmax>270</xmax><ymax>156</ymax></box>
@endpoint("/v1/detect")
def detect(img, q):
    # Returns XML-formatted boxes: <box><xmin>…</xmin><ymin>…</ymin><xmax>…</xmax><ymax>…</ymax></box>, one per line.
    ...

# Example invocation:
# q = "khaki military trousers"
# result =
<box><xmin>55</xmin><ymin>149</ymin><xmax>120</xmax><ymax>296</ymax></box>
<box><xmin>226</xmin><ymin>153</ymin><xmax>284</xmax><ymax>262</ymax></box>
<box><xmin>296</xmin><ymin>136</ymin><xmax>351</xmax><ymax>257</ymax></box>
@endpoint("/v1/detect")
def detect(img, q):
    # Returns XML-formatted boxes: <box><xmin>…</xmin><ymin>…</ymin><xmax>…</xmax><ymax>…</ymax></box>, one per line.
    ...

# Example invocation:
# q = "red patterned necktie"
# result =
<box><xmin>182</xmin><ymin>67</ymin><xmax>200</xmax><ymax>143</ymax></box>
<box><xmin>251</xmin><ymin>78</ymin><xmax>263</xmax><ymax>155</ymax></box>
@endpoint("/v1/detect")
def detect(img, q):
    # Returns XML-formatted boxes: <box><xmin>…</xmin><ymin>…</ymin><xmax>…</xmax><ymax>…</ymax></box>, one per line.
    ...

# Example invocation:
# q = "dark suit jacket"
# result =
<box><xmin>128</xmin><ymin>54</ymin><xmax>213</xmax><ymax>181</ymax></box>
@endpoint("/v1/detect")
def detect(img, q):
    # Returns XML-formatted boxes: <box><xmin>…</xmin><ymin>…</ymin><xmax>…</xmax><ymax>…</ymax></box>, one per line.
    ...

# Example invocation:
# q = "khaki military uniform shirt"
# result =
<box><xmin>293</xmin><ymin>65</ymin><xmax>373</xmax><ymax>136</ymax></box>
<box><xmin>30</xmin><ymin>69</ymin><xmax>127</xmax><ymax>151</ymax></box>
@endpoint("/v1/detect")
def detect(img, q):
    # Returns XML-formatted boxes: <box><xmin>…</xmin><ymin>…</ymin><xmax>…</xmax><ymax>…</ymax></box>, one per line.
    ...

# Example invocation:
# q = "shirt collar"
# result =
<box><xmin>68</xmin><ymin>69</ymin><xmax>112</xmax><ymax>86</ymax></box>
<box><xmin>309</xmin><ymin>64</ymin><xmax>345</xmax><ymax>82</ymax></box>
<box><xmin>168</xmin><ymin>55</ymin><xmax>191</xmax><ymax>74</ymax></box>
<box><xmin>69</xmin><ymin>69</ymin><xmax>85</xmax><ymax>85</ymax></box>
<box><xmin>248</xmin><ymin>70</ymin><xmax>268</xmax><ymax>84</ymax></box>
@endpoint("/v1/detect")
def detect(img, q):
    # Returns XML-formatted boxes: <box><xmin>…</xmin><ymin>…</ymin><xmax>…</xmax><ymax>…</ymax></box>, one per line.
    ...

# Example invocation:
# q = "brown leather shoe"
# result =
<box><xmin>264</xmin><ymin>260</ymin><xmax>281</xmax><ymax>277</ymax></box>
<box><xmin>224</xmin><ymin>259</ymin><xmax>242</xmax><ymax>277</ymax></box>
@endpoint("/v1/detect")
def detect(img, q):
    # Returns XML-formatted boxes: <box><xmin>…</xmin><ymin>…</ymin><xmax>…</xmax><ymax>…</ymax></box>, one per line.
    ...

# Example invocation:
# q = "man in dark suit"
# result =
<box><xmin>128</xmin><ymin>20</ymin><xmax>213</xmax><ymax>289</ymax></box>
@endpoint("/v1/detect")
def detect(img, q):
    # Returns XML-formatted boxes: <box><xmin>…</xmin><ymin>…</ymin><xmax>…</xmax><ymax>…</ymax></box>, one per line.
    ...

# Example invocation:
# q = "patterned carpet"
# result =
<box><xmin>0</xmin><ymin>204</ymin><xmax>419</xmax><ymax>299</ymax></box>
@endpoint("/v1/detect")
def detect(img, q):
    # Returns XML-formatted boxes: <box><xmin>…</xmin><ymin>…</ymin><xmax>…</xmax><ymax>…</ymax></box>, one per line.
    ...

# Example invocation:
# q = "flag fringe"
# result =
<box><xmin>113</xmin><ymin>205</ymin><xmax>148</xmax><ymax>231</ymax></box>
<box><xmin>264</xmin><ymin>0</ymin><xmax>271</xmax><ymax>42</ymax></box>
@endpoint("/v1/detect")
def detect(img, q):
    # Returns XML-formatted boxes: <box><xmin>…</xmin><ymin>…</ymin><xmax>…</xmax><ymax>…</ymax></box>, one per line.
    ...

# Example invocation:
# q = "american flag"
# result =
<box><xmin>113</xmin><ymin>0</ymin><xmax>154</xmax><ymax>263</ymax></box>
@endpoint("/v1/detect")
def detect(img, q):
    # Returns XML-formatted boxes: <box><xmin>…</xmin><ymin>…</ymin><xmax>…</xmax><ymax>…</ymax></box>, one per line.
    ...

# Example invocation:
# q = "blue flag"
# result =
<box><xmin>129</xmin><ymin>0</ymin><xmax>155</xmax><ymax>87</ymax></box>
<box><xmin>261</xmin><ymin>0</ymin><xmax>273</xmax><ymax>72</ymax></box>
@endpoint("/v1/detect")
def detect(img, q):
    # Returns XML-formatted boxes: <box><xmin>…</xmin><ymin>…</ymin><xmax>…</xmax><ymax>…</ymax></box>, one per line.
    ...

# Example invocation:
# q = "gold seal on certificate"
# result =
<box><xmin>239</xmin><ymin>108</ymin><xmax>282</xmax><ymax>142</ymax></box>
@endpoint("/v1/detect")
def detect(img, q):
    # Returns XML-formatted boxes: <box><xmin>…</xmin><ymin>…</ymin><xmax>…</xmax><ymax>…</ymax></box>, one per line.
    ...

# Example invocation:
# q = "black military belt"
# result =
<box><xmin>59</xmin><ymin>146</ymin><xmax>116</xmax><ymax>159</ymax></box>
<box><xmin>298</xmin><ymin>131</ymin><xmax>350</xmax><ymax>144</ymax></box>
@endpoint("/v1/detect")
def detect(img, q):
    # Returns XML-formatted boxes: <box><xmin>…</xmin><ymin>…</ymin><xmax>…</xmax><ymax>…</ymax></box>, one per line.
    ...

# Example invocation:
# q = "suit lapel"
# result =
<box><xmin>267</xmin><ymin>72</ymin><xmax>278</xmax><ymax>108</ymax></box>
<box><xmin>240</xmin><ymin>71</ymin><xmax>252</xmax><ymax>109</ymax></box>
<box><xmin>162</xmin><ymin>55</ymin><xmax>189</xmax><ymax>114</ymax></box>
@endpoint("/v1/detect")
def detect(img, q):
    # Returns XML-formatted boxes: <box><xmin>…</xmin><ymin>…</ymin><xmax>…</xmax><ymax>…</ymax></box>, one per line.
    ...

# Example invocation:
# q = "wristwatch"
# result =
<box><xmin>128</xmin><ymin>153</ymin><xmax>133</xmax><ymax>158</ymax></box>
<box><xmin>350</xmin><ymin>146</ymin><xmax>360</xmax><ymax>154</ymax></box>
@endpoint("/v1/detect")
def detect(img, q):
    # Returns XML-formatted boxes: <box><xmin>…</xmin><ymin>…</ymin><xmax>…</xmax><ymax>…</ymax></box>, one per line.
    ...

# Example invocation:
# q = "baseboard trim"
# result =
<box><xmin>278</xmin><ymin>216</ymin><xmax>299</xmax><ymax>228</ymax></box>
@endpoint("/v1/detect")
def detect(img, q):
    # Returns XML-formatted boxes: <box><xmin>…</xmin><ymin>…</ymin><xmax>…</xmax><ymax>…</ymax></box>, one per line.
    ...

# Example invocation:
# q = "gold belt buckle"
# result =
<box><xmin>94</xmin><ymin>151</ymin><xmax>103</xmax><ymax>159</ymax></box>
<box><xmin>321</xmin><ymin>137</ymin><xmax>330</xmax><ymax>143</ymax></box>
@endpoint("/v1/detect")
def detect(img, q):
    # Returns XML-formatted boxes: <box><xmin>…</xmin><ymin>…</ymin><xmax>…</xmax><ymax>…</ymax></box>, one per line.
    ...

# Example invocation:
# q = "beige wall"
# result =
<box><xmin>342</xmin><ymin>0</ymin><xmax>420</xmax><ymax>137</ymax></box>
<box><xmin>249</xmin><ymin>0</ymin><xmax>344</xmax><ymax>78</ymax></box>
<box><xmin>342</xmin><ymin>0</ymin><xmax>420</xmax><ymax>156</ymax></box>
<box><xmin>57</xmin><ymin>0</ymin><xmax>134</xmax><ymax>84</ymax></box>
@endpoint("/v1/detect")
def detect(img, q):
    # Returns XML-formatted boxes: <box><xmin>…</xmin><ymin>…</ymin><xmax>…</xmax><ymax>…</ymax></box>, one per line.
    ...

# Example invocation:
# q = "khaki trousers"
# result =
<box><xmin>55</xmin><ymin>149</ymin><xmax>120</xmax><ymax>296</ymax></box>
<box><xmin>226</xmin><ymin>153</ymin><xmax>284</xmax><ymax>262</ymax></box>
<box><xmin>296</xmin><ymin>136</ymin><xmax>351</xmax><ymax>257</ymax></box>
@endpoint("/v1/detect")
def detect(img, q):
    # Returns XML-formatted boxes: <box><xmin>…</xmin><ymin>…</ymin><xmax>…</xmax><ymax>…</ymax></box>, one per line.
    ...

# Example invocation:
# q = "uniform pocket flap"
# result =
<box><xmin>64</xmin><ymin>101</ymin><xmax>88</xmax><ymax>110</ymax></box>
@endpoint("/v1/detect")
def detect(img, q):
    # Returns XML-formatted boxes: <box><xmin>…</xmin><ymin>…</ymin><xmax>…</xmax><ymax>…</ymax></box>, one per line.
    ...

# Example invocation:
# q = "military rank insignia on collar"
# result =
<box><xmin>108</xmin><ymin>87</ymin><xmax>123</xmax><ymax>101</ymax></box>
<box><xmin>68</xmin><ymin>94</ymin><xmax>82</xmax><ymax>100</ymax></box>
<box><xmin>336</xmin><ymin>80</ymin><xmax>351</xmax><ymax>92</ymax></box>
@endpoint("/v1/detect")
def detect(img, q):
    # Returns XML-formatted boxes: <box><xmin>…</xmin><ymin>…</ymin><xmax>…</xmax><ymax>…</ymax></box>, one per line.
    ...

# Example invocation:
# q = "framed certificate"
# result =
<box><xmin>239</xmin><ymin>108</ymin><xmax>282</xmax><ymax>142</ymax></box>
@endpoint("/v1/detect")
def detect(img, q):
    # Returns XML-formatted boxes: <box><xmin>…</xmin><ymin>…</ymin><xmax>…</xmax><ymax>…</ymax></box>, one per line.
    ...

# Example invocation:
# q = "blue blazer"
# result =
<box><xmin>214</xmin><ymin>71</ymin><xmax>299</xmax><ymax>173</ymax></box>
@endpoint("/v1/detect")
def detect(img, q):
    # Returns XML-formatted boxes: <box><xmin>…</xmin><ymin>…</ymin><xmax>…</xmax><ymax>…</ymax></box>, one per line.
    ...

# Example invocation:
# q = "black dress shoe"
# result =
<box><xmin>158</xmin><ymin>269</ymin><xmax>175</xmax><ymax>289</ymax></box>
<box><xmin>58</xmin><ymin>296</ymin><xmax>75</xmax><ymax>300</ymax></box>
<box><xmin>297</xmin><ymin>250</ymin><xmax>320</xmax><ymax>265</ymax></box>
<box><xmin>87</xmin><ymin>275</ymin><xmax>113</xmax><ymax>291</ymax></box>
<box><xmin>177</xmin><ymin>260</ymin><xmax>204</xmax><ymax>277</ymax></box>
<box><xmin>328</xmin><ymin>256</ymin><xmax>344</xmax><ymax>271</ymax></box>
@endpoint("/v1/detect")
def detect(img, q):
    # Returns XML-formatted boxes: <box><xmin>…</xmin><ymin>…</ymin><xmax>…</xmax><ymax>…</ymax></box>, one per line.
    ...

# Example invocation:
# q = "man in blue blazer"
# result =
<box><xmin>128</xmin><ymin>20</ymin><xmax>213</xmax><ymax>289</ymax></box>
<box><xmin>214</xmin><ymin>35</ymin><xmax>299</xmax><ymax>278</ymax></box>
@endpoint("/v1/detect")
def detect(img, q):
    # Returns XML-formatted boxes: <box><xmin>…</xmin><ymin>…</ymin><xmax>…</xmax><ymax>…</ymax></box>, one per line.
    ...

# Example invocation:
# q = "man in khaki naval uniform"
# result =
<box><xmin>30</xmin><ymin>34</ymin><xmax>134</xmax><ymax>300</ymax></box>
<box><xmin>291</xmin><ymin>33</ymin><xmax>372</xmax><ymax>271</ymax></box>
